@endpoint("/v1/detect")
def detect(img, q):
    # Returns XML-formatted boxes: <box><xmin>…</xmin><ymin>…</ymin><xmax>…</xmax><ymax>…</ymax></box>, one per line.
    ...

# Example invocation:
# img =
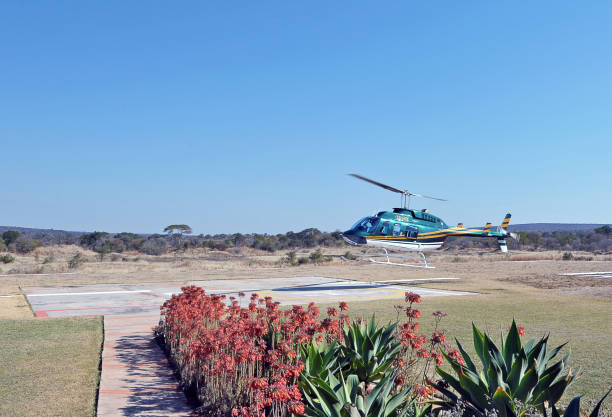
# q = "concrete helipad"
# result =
<box><xmin>23</xmin><ymin>276</ymin><xmax>472</xmax><ymax>317</ymax></box>
<box><xmin>22</xmin><ymin>277</ymin><xmax>472</xmax><ymax>416</ymax></box>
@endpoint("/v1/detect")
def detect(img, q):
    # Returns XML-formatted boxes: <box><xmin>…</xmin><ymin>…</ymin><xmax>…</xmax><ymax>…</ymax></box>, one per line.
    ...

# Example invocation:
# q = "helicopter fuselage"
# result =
<box><xmin>343</xmin><ymin>208</ymin><xmax>512</xmax><ymax>252</ymax></box>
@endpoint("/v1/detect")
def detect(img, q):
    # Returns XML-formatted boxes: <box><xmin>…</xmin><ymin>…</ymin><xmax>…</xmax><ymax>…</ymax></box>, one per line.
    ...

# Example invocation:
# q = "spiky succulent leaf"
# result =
<box><xmin>492</xmin><ymin>387</ymin><xmax>515</xmax><ymax>417</ymax></box>
<box><xmin>504</xmin><ymin>320</ymin><xmax>522</xmax><ymax>370</ymax></box>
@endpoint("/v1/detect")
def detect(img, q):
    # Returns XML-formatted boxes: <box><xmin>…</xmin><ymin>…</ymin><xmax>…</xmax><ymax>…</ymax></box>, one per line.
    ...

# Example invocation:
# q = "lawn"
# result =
<box><xmin>0</xmin><ymin>317</ymin><xmax>103</xmax><ymax>417</ymax></box>
<box><xmin>340</xmin><ymin>290</ymin><xmax>612</xmax><ymax>403</ymax></box>
<box><xmin>0</xmin><ymin>294</ymin><xmax>33</xmax><ymax>319</ymax></box>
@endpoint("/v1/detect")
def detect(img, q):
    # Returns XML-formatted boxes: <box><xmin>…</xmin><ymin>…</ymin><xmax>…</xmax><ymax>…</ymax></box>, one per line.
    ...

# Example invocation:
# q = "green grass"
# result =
<box><xmin>335</xmin><ymin>291</ymin><xmax>612</xmax><ymax>403</ymax></box>
<box><xmin>0</xmin><ymin>317</ymin><xmax>103</xmax><ymax>417</ymax></box>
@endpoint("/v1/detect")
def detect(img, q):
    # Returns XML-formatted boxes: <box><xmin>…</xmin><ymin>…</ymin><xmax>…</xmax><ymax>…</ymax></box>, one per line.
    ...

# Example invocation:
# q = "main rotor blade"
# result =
<box><xmin>412</xmin><ymin>193</ymin><xmax>448</xmax><ymax>201</ymax></box>
<box><xmin>348</xmin><ymin>173</ymin><xmax>405</xmax><ymax>194</ymax></box>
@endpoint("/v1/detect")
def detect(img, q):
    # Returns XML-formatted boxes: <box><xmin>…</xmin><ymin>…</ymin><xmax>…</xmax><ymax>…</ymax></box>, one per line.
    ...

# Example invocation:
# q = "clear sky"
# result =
<box><xmin>1</xmin><ymin>2</ymin><xmax>611</xmax><ymax>234</ymax></box>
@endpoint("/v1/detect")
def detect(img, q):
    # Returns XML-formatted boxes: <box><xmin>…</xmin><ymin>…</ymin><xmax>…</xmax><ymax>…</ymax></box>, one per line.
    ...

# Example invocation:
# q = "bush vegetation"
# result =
<box><xmin>67</xmin><ymin>253</ymin><xmax>86</xmax><ymax>269</ymax></box>
<box><xmin>0</xmin><ymin>254</ymin><xmax>15</xmax><ymax>264</ymax></box>
<box><xmin>1</xmin><ymin>231</ymin><xmax>20</xmax><ymax>246</ymax></box>
<box><xmin>1</xmin><ymin>224</ymin><xmax>610</xmax><ymax>258</ymax></box>
<box><xmin>14</xmin><ymin>237</ymin><xmax>41</xmax><ymax>254</ymax></box>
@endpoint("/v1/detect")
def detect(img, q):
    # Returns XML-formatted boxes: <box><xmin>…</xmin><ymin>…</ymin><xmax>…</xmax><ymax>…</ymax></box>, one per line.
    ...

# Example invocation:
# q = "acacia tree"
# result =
<box><xmin>163</xmin><ymin>224</ymin><xmax>193</xmax><ymax>252</ymax></box>
<box><xmin>163</xmin><ymin>224</ymin><xmax>192</xmax><ymax>235</ymax></box>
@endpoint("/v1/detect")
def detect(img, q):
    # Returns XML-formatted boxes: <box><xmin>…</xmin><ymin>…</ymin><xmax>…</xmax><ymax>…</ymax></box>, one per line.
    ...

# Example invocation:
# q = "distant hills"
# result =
<box><xmin>0</xmin><ymin>226</ymin><xmax>85</xmax><ymax>236</ymax></box>
<box><xmin>507</xmin><ymin>223</ymin><xmax>606</xmax><ymax>232</ymax></box>
<box><xmin>1</xmin><ymin>223</ymin><xmax>609</xmax><ymax>236</ymax></box>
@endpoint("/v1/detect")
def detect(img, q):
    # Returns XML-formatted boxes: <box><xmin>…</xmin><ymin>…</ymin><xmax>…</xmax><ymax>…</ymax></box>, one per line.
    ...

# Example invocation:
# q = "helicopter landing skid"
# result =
<box><xmin>344</xmin><ymin>248</ymin><xmax>435</xmax><ymax>269</ymax></box>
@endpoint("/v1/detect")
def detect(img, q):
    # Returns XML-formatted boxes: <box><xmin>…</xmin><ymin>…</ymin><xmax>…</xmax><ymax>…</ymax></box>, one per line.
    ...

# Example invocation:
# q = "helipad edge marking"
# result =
<box><xmin>27</xmin><ymin>290</ymin><xmax>153</xmax><ymax>297</ymax></box>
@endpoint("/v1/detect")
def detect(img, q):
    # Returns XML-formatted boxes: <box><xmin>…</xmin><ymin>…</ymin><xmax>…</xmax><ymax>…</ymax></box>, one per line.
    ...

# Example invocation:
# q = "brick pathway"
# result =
<box><xmin>97</xmin><ymin>314</ymin><xmax>194</xmax><ymax>416</ymax></box>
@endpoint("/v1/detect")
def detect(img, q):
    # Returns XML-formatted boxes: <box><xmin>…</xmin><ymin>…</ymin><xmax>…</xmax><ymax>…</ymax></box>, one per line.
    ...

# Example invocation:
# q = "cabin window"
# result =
<box><xmin>393</xmin><ymin>223</ymin><xmax>401</xmax><ymax>237</ymax></box>
<box><xmin>350</xmin><ymin>217</ymin><xmax>380</xmax><ymax>233</ymax></box>
<box><xmin>381</xmin><ymin>222</ymin><xmax>390</xmax><ymax>235</ymax></box>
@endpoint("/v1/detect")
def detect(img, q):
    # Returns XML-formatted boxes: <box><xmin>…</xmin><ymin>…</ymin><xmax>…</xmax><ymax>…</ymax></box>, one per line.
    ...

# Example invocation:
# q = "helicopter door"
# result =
<box><xmin>405</xmin><ymin>226</ymin><xmax>418</xmax><ymax>241</ymax></box>
<box><xmin>393</xmin><ymin>223</ymin><xmax>401</xmax><ymax>237</ymax></box>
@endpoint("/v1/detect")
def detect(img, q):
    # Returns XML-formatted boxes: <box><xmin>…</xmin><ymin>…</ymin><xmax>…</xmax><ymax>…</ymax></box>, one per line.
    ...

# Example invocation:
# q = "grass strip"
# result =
<box><xmin>0</xmin><ymin>317</ymin><xmax>103</xmax><ymax>417</ymax></box>
<box><xmin>334</xmin><ymin>291</ymin><xmax>612</xmax><ymax>402</ymax></box>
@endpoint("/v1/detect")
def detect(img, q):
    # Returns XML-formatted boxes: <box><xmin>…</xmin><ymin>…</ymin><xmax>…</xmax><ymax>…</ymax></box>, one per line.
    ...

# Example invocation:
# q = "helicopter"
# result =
<box><xmin>342</xmin><ymin>174</ymin><xmax>519</xmax><ymax>268</ymax></box>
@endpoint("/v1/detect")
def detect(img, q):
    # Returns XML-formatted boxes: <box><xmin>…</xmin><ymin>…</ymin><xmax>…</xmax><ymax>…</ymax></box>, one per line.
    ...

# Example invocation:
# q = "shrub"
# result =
<box><xmin>562</xmin><ymin>251</ymin><xmax>574</xmax><ymax>260</ymax></box>
<box><xmin>340</xmin><ymin>317</ymin><xmax>400</xmax><ymax>384</ymax></box>
<box><xmin>342</xmin><ymin>250</ymin><xmax>357</xmax><ymax>261</ymax></box>
<box><xmin>0</xmin><ymin>254</ymin><xmax>15</xmax><ymax>264</ymax></box>
<box><xmin>79</xmin><ymin>231</ymin><xmax>109</xmax><ymax>248</ymax></box>
<box><xmin>67</xmin><ymin>253</ymin><xmax>86</xmax><ymax>269</ymax></box>
<box><xmin>280</xmin><ymin>250</ymin><xmax>299</xmax><ymax>266</ymax></box>
<box><xmin>0</xmin><ymin>237</ymin><xmax>6</xmax><ymax>252</ymax></box>
<box><xmin>1</xmin><ymin>231</ymin><xmax>20</xmax><ymax>245</ymax></box>
<box><xmin>433</xmin><ymin>320</ymin><xmax>574</xmax><ymax>416</ymax></box>
<box><xmin>15</xmin><ymin>237</ymin><xmax>41</xmax><ymax>254</ymax></box>
<box><xmin>42</xmin><ymin>255</ymin><xmax>54</xmax><ymax>264</ymax></box>
<box><xmin>157</xmin><ymin>288</ymin><xmax>332</xmax><ymax>417</ymax></box>
<box><xmin>301</xmin><ymin>370</ymin><xmax>413</xmax><ymax>417</ymax></box>
<box><xmin>309</xmin><ymin>249</ymin><xmax>331</xmax><ymax>264</ymax></box>
<box><xmin>141</xmin><ymin>238</ymin><xmax>168</xmax><ymax>255</ymax></box>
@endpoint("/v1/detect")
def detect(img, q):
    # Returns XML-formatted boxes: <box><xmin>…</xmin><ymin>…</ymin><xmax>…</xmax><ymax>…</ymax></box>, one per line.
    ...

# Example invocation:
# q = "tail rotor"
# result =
<box><xmin>498</xmin><ymin>213</ymin><xmax>518</xmax><ymax>252</ymax></box>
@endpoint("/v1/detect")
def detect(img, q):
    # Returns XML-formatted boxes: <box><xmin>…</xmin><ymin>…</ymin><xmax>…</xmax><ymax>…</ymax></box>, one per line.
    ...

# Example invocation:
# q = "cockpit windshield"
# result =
<box><xmin>348</xmin><ymin>217</ymin><xmax>380</xmax><ymax>233</ymax></box>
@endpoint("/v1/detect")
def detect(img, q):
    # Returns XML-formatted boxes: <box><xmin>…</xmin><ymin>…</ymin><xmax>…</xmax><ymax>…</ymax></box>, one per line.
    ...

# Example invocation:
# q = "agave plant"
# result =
<box><xmin>546</xmin><ymin>388</ymin><xmax>611</xmax><ymax>417</ymax></box>
<box><xmin>433</xmin><ymin>320</ymin><xmax>575</xmax><ymax>417</ymax></box>
<box><xmin>340</xmin><ymin>316</ymin><xmax>401</xmax><ymax>384</ymax></box>
<box><xmin>409</xmin><ymin>403</ymin><xmax>433</xmax><ymax>417</ymax></box>
<box><xmin>300</xmin><ymin>341</ymin><xmax>341</xmax><ymax>381</ymax></box>
<box><xmin>301</xmin><ymin>370</ymin><xmax>413</xmax><ymax>417</ymax></box>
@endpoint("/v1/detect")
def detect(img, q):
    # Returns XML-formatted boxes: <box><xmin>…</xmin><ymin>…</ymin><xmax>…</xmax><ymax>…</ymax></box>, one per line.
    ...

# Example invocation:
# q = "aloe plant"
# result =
<box><xmin>341</xmin><ymin>316</ymin><xmax>401</xmax><ymax>384</ymax></box>
<box><xmin>300</xmin><ymin>341</ymin><xmax>341</xmax><ymax>381</ymax></box>
<box><xmin>301</xmin><ymin>370</ymin><xmax>413</xmax><ymax>417</ymax></box>
<box><xmin>433</xmin><ymin>320</ymin><xmax>575</xmax><ymax>417</ymax></box>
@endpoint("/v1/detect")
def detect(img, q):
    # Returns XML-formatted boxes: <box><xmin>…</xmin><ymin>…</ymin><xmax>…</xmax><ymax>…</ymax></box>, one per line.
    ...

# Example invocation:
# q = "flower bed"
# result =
<box><xmin>156</xmin><ymin>286</ymin><xmax>457</xmax><ymax>417</ymax></box>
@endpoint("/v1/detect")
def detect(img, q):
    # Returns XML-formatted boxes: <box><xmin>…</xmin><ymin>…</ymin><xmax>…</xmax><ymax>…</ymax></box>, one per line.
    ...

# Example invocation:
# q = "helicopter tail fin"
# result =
<box><xmin>500</xmin><ymin>213</ymin><xmax>512</xmax><ymax>230</ymax></box>
<box><xmin>483</xmin><ymin>222</ymin><xmax>492</xmax><ymax>235</ymax></box>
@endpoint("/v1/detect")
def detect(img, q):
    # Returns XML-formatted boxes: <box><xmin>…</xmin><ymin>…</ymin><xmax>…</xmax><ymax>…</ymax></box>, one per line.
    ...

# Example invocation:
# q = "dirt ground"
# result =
<box><xmin>1</xmin><ymin>245</ymin><xmax>610</xmax><ymax>297</ymax></box>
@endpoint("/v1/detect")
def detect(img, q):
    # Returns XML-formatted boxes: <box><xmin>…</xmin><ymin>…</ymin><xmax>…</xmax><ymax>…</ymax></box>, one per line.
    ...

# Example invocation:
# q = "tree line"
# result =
<box><xmin>1</xmin><ymin>225</ymin><xmax>610</xmax><ymax>257</ymax></box>
<box><xmin>0</xmin><ymin>226</ymin><xmax>346</xmax><ymax>256</ymax></box>
<box><xmin>444</xmin><ymin>225</ymin><xmax>612</xmax><ymax>253</ymax></box>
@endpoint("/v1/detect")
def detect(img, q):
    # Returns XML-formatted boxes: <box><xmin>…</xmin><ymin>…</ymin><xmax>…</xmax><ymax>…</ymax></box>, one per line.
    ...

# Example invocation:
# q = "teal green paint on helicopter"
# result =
<box><xmin>346</xmin><ymin>209</ymin><xmax>511</xmax><ymax>242</ymax></box>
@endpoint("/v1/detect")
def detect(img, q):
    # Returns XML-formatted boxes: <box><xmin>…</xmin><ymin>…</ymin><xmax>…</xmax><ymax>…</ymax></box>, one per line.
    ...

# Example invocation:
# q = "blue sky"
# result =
<box><xmin>1</xmin><ymin>2</ymin><xmax>611</xmax><ymax>234</ymax></box>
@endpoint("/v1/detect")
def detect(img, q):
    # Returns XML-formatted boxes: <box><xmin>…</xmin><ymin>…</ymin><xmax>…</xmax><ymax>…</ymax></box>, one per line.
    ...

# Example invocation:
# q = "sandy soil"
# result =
<box><xmin>1</xmin><ymin>246</ymin><xmax>610</xmax><ymax>299</ymax></box>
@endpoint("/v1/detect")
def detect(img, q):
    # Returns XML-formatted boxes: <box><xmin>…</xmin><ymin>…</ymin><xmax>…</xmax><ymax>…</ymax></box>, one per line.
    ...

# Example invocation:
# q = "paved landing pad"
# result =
<box><xmin>23</xmin><ymin>277</ymin><xmax>473</xmax><ymax>318</ymax></box>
